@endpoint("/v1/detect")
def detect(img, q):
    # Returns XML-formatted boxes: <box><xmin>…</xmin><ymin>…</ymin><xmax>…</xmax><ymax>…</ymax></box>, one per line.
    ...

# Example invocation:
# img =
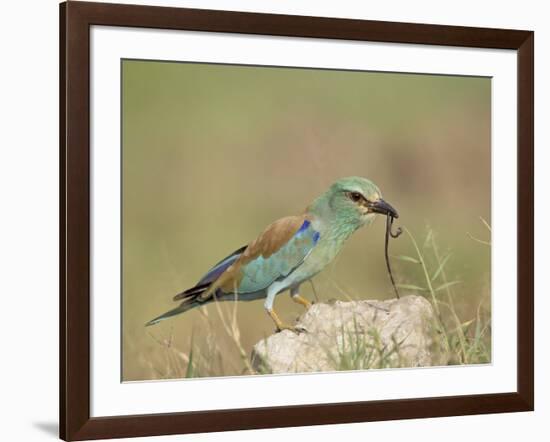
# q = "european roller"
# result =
<box><xmin>146</xmin><ymin>176</ymin><xmax>399</xmax><ymax>332</ymax></box>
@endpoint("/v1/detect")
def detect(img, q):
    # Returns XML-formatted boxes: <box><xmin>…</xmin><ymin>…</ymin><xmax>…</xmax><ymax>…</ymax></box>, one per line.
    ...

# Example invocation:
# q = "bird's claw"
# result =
<box><xmin>276</xmin><ymin>325</ymin><xmax>307</xmax><ymax>334</ymax></box>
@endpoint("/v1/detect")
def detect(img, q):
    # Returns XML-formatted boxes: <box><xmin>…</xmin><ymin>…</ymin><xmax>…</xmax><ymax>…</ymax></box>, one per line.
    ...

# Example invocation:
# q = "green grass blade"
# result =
<box><xmin>431</xmin><ymin>254</ymin><xmax>451</xmax><ymax>281</ymax></box>
<box><xmin>393</xmin><ymin>255</ymin><xmax>421</xmax><ymax>264</ymax></box>
<box><xmin>423</xmin><ymin>229</ymin><xmax>433</xmax><ymax>248</ymax></box>
<box><xmin>185</xmin><ymin>347</ymin><xmax>195</xmax><ymax>378</ymax></box>
<box><xmin>434</xmin><ymin>281</ymin><xmax>461</xmax><ymax>292</ymax></box>
<box><xmin>480</xmin><ymin>216</ymin><xmax>492</xmax><ymax>232</ymax></box>
<box><xmin>395</xmin><ymin>283</ymin><xmax>427</xmax><ymax>291</ymax></box>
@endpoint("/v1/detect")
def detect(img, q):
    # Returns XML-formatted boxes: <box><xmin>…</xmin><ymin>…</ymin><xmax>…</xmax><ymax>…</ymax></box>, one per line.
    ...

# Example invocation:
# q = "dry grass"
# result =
<box><xmin>395</xmin><ymin>219</ymin><xmax>491</xmax><ymax>365</ymax></box>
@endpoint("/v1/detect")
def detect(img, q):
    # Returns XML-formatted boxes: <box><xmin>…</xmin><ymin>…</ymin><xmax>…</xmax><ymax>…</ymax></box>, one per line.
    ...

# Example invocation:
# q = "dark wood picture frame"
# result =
<box><xmin>60</xmin><ymin>1</ymin><xmax>534</xmax><ymax>440</ymax></box>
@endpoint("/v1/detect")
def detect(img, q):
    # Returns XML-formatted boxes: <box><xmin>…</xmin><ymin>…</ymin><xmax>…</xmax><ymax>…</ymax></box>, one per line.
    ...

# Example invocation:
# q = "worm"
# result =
<box><xmin>385</xmin><ymin>215</ymin><xmax>403</xmax><ymax>299</ymax></box>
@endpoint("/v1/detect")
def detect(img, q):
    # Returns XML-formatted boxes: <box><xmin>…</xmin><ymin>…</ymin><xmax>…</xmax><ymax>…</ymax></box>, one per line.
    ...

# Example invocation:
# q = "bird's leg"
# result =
<box><xmin>265</xmin><ymin>285</ymin><xmax>306</xmax><ymax>334</ymax></box>
<box><xmin>290</xmin><ymin>286</ymin><xmax>312</xmax><ymax>310</ymax></box>
<box><xmin>292</xmin><ymin>295</ymin><xmax>312</xmax><ymax>309</ymax></box>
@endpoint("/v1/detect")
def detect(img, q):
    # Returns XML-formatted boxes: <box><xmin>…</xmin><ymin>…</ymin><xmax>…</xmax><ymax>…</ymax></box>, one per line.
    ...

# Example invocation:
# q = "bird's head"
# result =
<box><xmin>308</xmin><ymin>176</ymin><xmax>398</xmax><ymax>229</ymax></box>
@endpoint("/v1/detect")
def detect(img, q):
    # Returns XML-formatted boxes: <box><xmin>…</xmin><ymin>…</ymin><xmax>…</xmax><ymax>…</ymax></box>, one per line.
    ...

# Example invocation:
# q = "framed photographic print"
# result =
<box><xmin>60</xmin><ymin>1</ymin><xmax>534</xmax><ymax>440</ymax></box>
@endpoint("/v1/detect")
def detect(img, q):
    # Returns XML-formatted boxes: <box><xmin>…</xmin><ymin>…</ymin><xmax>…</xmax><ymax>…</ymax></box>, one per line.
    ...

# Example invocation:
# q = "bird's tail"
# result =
<box><xmin>145</xmin><ymin>283</ymin><xmax>210</xmax><ymax>327</ymax></box>
<box><xmin>145</xmin><ymin>299</ymin><xmax>200</xmax><ymax>327</ymax></box>
<box><xmin>172</xmin><ymin>282</ymin><xmax>210</xmax><ymax>301</ymax></box>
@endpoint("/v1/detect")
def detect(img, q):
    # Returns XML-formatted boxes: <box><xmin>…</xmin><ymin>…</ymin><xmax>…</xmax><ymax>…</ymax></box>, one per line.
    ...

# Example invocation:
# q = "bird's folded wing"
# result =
<box><xmin>196</xmin><ymin>245</ymin><xmax>248</xmax><ymax>286</ymax></box>
<box><xmin>200</xmin><ymin>215</ymin><xmax>320</xmax><ymax>298</ymax></box>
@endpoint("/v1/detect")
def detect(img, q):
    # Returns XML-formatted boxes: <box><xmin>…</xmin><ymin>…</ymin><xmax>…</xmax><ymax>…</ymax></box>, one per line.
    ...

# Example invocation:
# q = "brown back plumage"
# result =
<box><xmin>199</xmin><ymin>215</ymin><xmax>311</xmax><ymax>299</ymax></box>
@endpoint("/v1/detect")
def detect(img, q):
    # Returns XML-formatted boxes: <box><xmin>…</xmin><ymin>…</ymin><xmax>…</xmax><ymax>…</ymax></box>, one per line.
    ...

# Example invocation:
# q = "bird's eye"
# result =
<box><xmin>348</xmin><ymin>192</ymin><xmax>363</xmax><ymax>203</ymax></box>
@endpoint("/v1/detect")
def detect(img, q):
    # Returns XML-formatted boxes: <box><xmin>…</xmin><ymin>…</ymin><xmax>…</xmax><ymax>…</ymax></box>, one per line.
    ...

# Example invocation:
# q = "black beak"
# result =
<box><xmin>369</xmin><ymin>199</ymin><xmax>399</xmax><ymax>218</ymax></box>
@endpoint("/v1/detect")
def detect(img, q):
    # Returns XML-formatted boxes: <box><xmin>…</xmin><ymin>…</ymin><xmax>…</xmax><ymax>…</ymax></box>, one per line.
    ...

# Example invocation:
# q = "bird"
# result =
<box><xmin>146</xmin><ymin>176</ymin><xmax>399</xmax><ymax>332</ymax></box>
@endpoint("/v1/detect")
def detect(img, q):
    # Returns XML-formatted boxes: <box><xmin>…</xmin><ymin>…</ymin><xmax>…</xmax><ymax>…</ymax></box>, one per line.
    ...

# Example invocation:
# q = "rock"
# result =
<box><xmin>251</xmin><ymin>295</ymin><xmax>448</xmax><ymax>374</ymax></box>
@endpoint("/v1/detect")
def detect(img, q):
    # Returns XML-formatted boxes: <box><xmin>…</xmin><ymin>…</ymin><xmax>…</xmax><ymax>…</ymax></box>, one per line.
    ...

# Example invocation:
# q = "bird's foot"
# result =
<box><xmin>276</xmin><ymin>324</ymin><xmax>307</xmax><ymax>334</ymax></box>
<box><xmin>268</xmin><ymin>308</ymin><xmax>307</xmax><ymax>334</ymax></box>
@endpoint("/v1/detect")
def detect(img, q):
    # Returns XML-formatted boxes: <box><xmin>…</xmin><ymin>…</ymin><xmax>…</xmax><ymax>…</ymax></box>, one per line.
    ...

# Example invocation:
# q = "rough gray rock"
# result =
<box><xmin>251</xmin><ymin>295</ymin><xmax>448</xmax><ymax>374</ymax></box>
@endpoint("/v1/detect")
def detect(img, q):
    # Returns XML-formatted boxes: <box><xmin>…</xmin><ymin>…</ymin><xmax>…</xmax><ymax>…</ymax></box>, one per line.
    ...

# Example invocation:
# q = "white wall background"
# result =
<box><xmin>0</xmin><ymin>0</ymin><xmax>546</xmax><ymax>441</ymax></box>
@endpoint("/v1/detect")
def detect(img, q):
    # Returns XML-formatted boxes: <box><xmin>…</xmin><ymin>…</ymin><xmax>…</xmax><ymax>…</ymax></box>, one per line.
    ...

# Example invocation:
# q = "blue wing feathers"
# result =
<box><xmin>312</xmin><ymin>231</ymin><xmax>320</xmax><ymax>244</ymax></box>
<box><xmin>297</xmin><ymin>219</ymin><xmax>311</xmax><ymax>233</ymax></box>
<box><xmin>197</xmin><ymin>245</ymin><xmax>247</xmax><ymax>286</ymax></box>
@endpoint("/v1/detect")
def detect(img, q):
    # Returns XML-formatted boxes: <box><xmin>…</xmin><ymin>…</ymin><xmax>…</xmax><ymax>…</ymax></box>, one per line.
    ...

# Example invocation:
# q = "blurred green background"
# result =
<box><xmin>122</xmin><ymin>60</ymin><xmax>491</xmax><ymax>381</ymax></box>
